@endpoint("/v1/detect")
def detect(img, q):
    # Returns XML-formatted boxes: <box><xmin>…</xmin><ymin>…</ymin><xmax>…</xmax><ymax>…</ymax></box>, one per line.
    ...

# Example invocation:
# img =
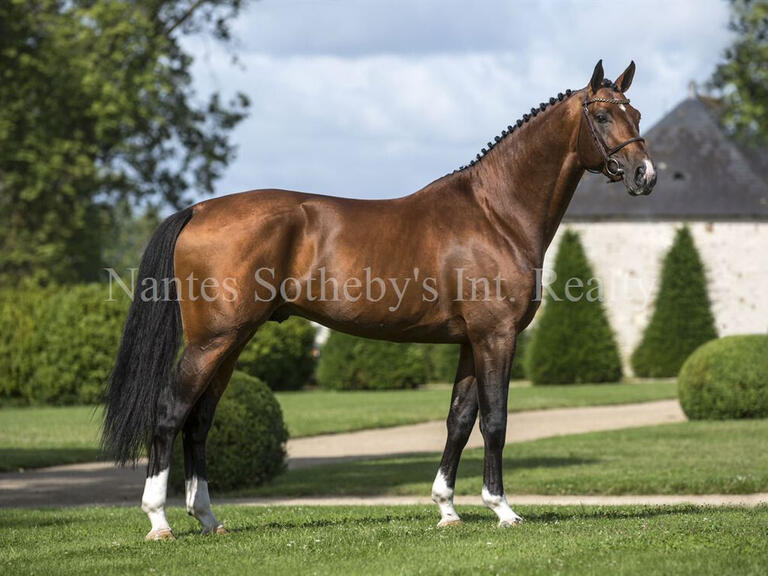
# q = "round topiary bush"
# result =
<box><xmin>678</xmin><ymin>335</ymin><xmax>768</xmax><ymax>420</ymax></box>
<box><xmin>525</xmin><ymin>230</ymin><xmax>622</xmax><ymax>385</ymax></box>
<box><xmin>632</xmin><ymin>226</ymin><xmax>718</xmax><ymax>377</ymax></box>
<box><xmin>170</xmin><ymin>371</ymin><xmax>288</xmax><ymax>493</ymax></box>
<box><xmin>237</xmin><ymin>317</ymin><xmax>316</xmax><ymax>390</ymax></box>
<box><xmin>317</xmin><ymin>331</ymin><xmax>426</xmax><ymax>390</ymax></box>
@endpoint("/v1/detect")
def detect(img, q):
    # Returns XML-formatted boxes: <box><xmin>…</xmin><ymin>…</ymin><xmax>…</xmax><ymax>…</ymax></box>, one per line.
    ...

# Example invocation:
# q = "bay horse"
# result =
<box><xmin>103</xmin><ymin>60</ymin><xmax>656</xmax><ymax>539</ymax></box>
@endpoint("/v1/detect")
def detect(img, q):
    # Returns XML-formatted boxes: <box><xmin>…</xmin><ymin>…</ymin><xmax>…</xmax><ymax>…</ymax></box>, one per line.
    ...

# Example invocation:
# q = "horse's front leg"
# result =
<box><xmin>473</xmin><ymin>330</ymin><xmax>523</xmax><ymax>527</ymax></box>
<box><xmin>432</xmin><ymin>343</ymin><xmax>477</xmax><ymax>526</ymax></box>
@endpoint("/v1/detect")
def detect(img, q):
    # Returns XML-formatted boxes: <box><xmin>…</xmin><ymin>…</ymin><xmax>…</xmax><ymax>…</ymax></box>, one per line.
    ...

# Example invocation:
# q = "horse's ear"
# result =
<box><xmin>615</xmin><ymin>61</ymin><xmax>636</xmax><ymax>93</ymax></box>
<box><xmin>589</xmin><ymin>59</ymin><xmax>604</xmax><ymax>94</ymax></box>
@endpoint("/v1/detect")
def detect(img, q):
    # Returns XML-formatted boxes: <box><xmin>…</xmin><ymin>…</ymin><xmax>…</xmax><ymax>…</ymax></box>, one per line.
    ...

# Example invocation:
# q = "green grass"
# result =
<box><xmin>1</xmin><ymin>505</ymin><xmax>766</xmax><ymax>575</ymax></box>
<box><xmin>0</xmin><ymin>380</ymin><xmax>676</xmax><ymax>471</ymax></box>
<box><xmin>246</xmin><ymin>420</ymin><xmax>768</xmax><ymax>497</ymax></box>
<box><xmin>0</xmin><ymin>405</ymin><xmax>101</xmax><ymax>472</ymax></box>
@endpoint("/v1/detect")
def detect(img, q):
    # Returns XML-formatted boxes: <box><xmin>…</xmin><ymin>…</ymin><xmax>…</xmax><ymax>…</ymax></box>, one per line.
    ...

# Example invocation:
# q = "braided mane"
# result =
<box><xmin>452</xmin><ymin>78</ymin><xmax>617</xmax><ymax>174</ymax></box>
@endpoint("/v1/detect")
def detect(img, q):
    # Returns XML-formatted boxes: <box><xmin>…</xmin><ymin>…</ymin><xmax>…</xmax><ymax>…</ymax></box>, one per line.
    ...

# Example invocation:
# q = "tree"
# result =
<box><xmin>101</xmin><ymin>200</ymin><xmax>163</xmax><ymax>275</ymax></box>
<box><xmin>525</xmin><ymin>230</ymin><xmax>622</xmax><ymax>385</ymax></box>
<box><xmin>0</xmin><ymin>0</ymin><xmax>250</xmax><ymax>285</ymax></box>
<box><xmin>709</xmin><ymin>0</ymin><xmax>768</xmax><ymax>145</ymax></box>
<box><xmin>632</xmin><ymin>227</ymin><xmax>718</xmax><ymax>378</ymax></box>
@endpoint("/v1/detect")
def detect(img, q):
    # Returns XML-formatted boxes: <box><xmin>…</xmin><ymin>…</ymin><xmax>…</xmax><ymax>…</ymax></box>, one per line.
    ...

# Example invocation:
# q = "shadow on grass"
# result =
<box><xmin>243</xmin><ymin>454</ymin><xmax>599</xmax><ymax>498</ymax></box>
<box><xmin>0</xmin><ymin>448</ymin><xmax>101</xmax><ymax>473</ymax></box>
<box><xmin>190</xmin><ymin>505</ymin><xmax>711</xmax><ymax>536</ymax></box>
<box><xmin>0</xmin><ymin>513</ymin><xmax>95</xmax><ymax>529</ymax></box>
<box><xmin>461</xmin><ymin>505</ymin><xmax>709</xmax><ymax>524</ymax></box>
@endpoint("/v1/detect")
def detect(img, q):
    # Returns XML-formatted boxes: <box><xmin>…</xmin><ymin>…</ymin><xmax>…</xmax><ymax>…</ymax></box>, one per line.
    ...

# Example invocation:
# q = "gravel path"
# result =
<box><xmin>0</xmin><ymin>400</ymin><xmax>684</xmax><ymax>508</ymax></box>
<box><xmin>224</xmin><ymin>494</ymin><xmax>768</xmax><ymax>508</ymax></box>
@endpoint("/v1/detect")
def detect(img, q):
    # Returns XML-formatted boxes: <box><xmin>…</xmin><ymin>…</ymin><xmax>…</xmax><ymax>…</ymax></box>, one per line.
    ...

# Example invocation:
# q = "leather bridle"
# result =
<box><xmin>581</xmin><ymin>94</ymin><xmax>645</xmax><ymax>181</ymax></box>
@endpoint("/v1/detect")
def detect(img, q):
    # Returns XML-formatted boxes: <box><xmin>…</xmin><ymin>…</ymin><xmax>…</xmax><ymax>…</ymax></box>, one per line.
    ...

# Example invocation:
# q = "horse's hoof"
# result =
<box><xmin>202</xmin><ymin>524</ymin><xmax>227</xmax><ymax>536</ymax></box>
<box><xmin>437</xmin><ymin>518</ymin><xmax>462</xmax><ymax>527</ymax></box>
<box><xmin>498</xmin><ymin>517</ymin><xmax>524</xmax><ymax>528</ymax></box>
<box><xmin>146</xmin><ymin>528</ymin><xmax>175</xmax><ymax>541</ymax></box>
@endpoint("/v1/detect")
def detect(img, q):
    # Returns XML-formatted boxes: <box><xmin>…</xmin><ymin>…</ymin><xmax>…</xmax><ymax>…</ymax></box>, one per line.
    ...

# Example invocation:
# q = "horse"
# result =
<box><xmin>103</xmin><ymin>60</ymin><xmax>656</xmax><ymax>539</ymax></box>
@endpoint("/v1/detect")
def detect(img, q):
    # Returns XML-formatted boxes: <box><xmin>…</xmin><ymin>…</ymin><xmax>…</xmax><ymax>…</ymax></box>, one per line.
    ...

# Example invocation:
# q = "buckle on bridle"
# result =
<box><xmin>605</xmin><ymin>157</ymin><xmax>623</xmax><ymax>178</ymax></box>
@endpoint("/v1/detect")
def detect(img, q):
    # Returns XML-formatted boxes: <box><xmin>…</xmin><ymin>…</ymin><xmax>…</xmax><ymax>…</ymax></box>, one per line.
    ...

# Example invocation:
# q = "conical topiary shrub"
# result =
<box><xmin>525</xmin><ymin>230</ymin><xmax>622</xmax><ymax>385</ymax></box>
<box><xmin>631</xmin><ymin>226</ymin><xmax>718</xmax><ymax>377</ymax></box>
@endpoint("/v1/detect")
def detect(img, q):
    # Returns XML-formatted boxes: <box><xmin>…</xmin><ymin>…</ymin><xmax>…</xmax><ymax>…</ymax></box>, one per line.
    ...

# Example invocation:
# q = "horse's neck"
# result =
<box><xmin>470</xmin><ymin>99</ymin><xmax>584</xmax><ymax>264</ymax></box>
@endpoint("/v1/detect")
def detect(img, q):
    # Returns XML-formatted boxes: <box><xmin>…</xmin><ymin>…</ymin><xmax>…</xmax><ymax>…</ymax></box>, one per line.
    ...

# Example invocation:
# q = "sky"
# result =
<box><xmin>184</xmin><ymin>0</ymin><xmax>734</xmax><ymax>201</ymax></box>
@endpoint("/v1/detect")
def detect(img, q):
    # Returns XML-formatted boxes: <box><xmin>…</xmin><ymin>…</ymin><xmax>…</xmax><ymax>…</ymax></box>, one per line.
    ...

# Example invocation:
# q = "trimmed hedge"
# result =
<box><xmin>0</xmin><ymin>285</ymin><xmax>317</xmax><ymax>404</ymax></box>
<box><xmin>421</xmin><ymin>344</ymin><xmax>459</xmax><ymax>383</ymax></box>
<box><xmin>678</xmin><ymin>335</ymin><xmax>768</xmax><ymax>420</ymax></box>
<box><xmin>632</xmin><ymin>226</ymin><xmax>718</xmax><ymax>377</ymax></box>
<box><xmin>421</xmin><ymin>331</ymin><xmax>530</xmax><ymax>384</ymax></box>
<box><xmin>237</xmin><ymin>318</ymin><xmax>316</xmax><ymax>390</ymax></box>
<box><xmin>525</xmin><ymin>230</ymin><xmax>622</xmax><ymax>385</ymax></box>
<box><xmin>317</xmin><ymin>331</ymin><xmax>427</xmax><ymax>390</ymax></box>
<box><xmin>510</xmin><ymin>330</ymin><xmax>530</xmax><ymax>380</ymax></box>
<box><xmin>0</xmin><ymin>284</ymin><xmax>129</xmax><ymax>405</ymax></box>
<box><xmin>170</xmin><ymin>371</ymin><xmax>288</xmax><ymax>493</ymax></box>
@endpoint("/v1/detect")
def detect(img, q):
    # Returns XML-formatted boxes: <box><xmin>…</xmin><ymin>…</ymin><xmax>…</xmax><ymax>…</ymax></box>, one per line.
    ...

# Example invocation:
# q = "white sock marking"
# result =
<box><xmin>185</xmin><ymin>475</ymin><xmax>220</xmax><ymax>532</ymax></box>
<box><xmin>141</xmin><ymin>468</ymin><xmax>171</xmax><ymax>532</ymax></box>
<box><xmin>482</xmin><ymin>486</ymin><xmax>524</xmax><ymax>526</ymax></box>
<box><xmin>431</xmin><ymin>471</ymin><xmax>461</xmax><ymax>524</ymax></box>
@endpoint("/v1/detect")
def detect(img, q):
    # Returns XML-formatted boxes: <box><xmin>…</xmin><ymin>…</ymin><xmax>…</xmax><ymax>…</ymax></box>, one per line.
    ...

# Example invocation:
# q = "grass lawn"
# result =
<box><xmin>1</xmin><ymin>505</ymin><xmax>766</xmax><ymax>575</ymax></box>
<box><xmin>0</xmin><ymin>405</ymin><xmax>101</xmax><ymax>472</ymax></box>
<box><xmin>0</xmin><ymin>380</ymin><xmax>676</xmax><ymax>472</ymax></box>
<box><xmin>246</xmin><ymin>420</ymin><xmax>768</xmax><ymax>498</ymax></box>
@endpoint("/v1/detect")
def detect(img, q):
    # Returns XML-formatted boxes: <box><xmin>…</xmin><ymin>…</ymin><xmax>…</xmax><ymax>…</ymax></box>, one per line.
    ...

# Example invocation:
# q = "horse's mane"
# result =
<box><xmin>452</xmin><ymin>78</ymin><xmax>618</xmax><ymax>174</ymax></box>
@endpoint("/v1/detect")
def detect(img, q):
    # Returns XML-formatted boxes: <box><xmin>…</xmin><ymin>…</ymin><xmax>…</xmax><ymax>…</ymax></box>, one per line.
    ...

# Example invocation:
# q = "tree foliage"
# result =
<box><xmin>525</xmin><ymin>230</ymin><xmax>622</xmax><ymax>385</ymax></box>
<box><xmin>710</xmin><ymin>0</ymin><xmax>768</xmax><ymax>145</ymax></box>
<box><xmin>0</xmin><ymin>0</ymin><xmax>250</xmax><ymax>285</ymax></box>
<box><xmin>631</xmin><ymin>227</ymin><xmax>718</xmax><ymax>378</ymax></box>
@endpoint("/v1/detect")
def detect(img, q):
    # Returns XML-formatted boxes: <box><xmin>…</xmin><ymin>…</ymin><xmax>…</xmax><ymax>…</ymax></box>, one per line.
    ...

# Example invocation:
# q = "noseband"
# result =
<box><xmin>581</xmin><ymin>94</ymin><xmax>645</xmax><ymax>180</ymax></box>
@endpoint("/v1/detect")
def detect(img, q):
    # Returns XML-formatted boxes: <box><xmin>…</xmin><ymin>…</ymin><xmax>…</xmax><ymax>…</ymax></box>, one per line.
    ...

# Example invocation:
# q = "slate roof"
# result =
<box><xmin>566</xmin><ymin>97</ymin><xmax>768</xmax><ymax>221</ymax></box>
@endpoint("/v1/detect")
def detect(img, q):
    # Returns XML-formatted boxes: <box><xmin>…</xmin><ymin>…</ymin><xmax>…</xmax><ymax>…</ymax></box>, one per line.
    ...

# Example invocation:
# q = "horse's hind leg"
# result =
<box><xmin>432</xmin><ymin>343</ymin><xmax>477</xmax><ymax>526</ymax></box>
<box><xmin>181</xmin><ymin>345</ymin><xmax>243</xmax><ymax>535</ymax></box>
<box><xmin>142</xmin><ymin>333</ymin><xmax>238</xmax><ymax>540</ymax></box>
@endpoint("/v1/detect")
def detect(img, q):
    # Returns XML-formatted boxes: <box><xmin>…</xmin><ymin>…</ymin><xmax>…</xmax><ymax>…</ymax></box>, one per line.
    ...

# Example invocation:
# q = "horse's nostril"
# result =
<box><xmin>634</xmin><ymin>165</ymin><xmax>646</xmax><ymax>186</ymax></box>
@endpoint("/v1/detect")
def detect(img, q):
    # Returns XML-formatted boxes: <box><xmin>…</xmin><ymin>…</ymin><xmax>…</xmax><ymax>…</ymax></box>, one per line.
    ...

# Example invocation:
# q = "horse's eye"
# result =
<box><xmin>595</xmin><ymin>112</ymin><xmax>609</xmax><ymax>124</ymax></box>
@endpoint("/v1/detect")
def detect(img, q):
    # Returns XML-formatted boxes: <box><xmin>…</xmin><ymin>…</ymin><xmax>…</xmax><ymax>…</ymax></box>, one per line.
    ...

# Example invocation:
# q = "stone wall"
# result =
<box><xmin>545</xmin><ymin>221</ymin><xmax>768</xmax><ymax>374</ymax></box>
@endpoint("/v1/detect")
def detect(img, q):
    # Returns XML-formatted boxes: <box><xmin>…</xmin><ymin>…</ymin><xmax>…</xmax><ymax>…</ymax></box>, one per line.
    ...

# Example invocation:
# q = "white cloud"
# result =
<box><xmin>184</xmin><ymin>0</ymin><xmax>734</xmax><ymax>199</ymax></box>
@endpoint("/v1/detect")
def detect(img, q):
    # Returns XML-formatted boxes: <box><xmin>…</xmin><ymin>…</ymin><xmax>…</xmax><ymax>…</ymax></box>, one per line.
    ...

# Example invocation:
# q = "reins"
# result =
<box><xmin>581</xmin><ymin>93</ymin><xmax>645</xmax><ymax>181</ymax></box>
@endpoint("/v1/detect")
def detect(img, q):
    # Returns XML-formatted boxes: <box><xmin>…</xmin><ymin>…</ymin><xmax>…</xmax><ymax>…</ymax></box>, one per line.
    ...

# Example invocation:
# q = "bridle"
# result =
<box><xmin>581</xmin><ymin>93</ymin><xmax>645</xmax><ymax>181</ymax></box>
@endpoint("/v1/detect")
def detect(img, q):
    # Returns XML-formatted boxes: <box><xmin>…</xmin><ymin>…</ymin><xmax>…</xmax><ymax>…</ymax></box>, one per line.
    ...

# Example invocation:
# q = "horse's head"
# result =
<box><xmin>577</xmin><ymin>60</ymin><xmax>656</xmax><ymax>196</ymax></box>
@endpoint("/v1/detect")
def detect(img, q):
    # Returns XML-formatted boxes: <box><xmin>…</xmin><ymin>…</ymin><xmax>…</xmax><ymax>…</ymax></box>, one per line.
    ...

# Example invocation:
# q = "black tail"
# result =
<box><xmin>102</xmin><ymin>207</ymin><xmax>194</xmax><ymax>464</ymax></box>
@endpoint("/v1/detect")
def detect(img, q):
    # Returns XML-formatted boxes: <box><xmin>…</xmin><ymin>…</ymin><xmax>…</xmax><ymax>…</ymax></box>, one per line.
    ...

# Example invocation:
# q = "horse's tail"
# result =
<box><xmin>102</xmin><ymin>207</ymin><xmax>194</xmax><ymax>465</ymax></box>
